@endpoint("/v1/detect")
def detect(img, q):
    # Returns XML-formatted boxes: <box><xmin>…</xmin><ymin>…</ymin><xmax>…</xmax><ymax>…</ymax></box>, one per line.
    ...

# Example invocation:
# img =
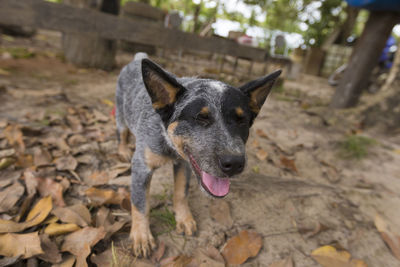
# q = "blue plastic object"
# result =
<box><xmin>346</xmin><ymin>0</ymin><xmax>400</xmax><ymax>12</ymax></box>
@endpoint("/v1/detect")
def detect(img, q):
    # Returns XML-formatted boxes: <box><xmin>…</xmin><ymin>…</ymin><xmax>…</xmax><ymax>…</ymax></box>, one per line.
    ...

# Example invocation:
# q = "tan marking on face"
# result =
<box><xmin>199</xmin><ymin>106</ymin><xmax>209</xmax><ymax>115</ymax></box>
<box><xmin>167</xmin><ymin>122</ymin><xmax>186</xmax><ymax>158</ymax></box>
<box><xmin>173</xmin><ymin>164</ymin><xmax>197</xmax><ymax>236</ymax></box>
<box><xmin>144</xmin><ymin>147</ymin><xmax>171</xmax><ymax>170</ymax></box>
<box><xmin>235</xmin><ymin>107</ymin><xmax>244</xmax><ymax>117</ymax></box>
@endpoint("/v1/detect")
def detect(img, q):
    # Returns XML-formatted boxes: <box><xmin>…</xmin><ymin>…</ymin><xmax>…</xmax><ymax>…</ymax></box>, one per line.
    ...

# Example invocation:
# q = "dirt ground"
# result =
<box><xmin>1</xmin><ymin>31</ymin><xmax>400</xmax><ymax>266</ymax></box>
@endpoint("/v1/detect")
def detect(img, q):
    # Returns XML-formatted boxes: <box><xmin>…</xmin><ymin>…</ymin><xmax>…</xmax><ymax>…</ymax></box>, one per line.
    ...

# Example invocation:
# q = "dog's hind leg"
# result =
<box><xmin>117</xmin><ymin>127</ymin><xmax>134</xmax><ymax>162</ymax></box>
<box><xmin>129</xmin><ymin>146</ymin><xmax>156</xmax><ymax>257</ymax></box>
<box><xmin>173</xmin><ymin>160</ymin><xmax>197</xmax><ymax>236</ymax></box>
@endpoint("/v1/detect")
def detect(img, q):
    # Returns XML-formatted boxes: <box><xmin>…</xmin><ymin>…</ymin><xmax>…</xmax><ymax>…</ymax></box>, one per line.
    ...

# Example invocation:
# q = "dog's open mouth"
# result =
<box><xmin>188</xmin><ymin>153</ymin><xmax>230</xmax><ymax>198</ymax></box>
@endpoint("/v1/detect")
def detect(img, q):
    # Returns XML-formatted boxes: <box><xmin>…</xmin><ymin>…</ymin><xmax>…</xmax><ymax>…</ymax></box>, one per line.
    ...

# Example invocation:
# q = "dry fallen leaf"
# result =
<box><xmin>92</xmin><ymin>109</ymin><xmax>109</xmax><ymax>123</ymax></box>
<box><xmin>0</xmin><ymin>232</ymin><xmax>43</xmax><ymax>258</ymax></box>
<box><xmin>151</xmin><ymin>241</ymin><xmax>166</xmax><ymax>264</ymax></box>
<box><xmin>190</xmin><ymin>247</ymin><xmax>225</xmax><ymax>267</ymax></box>
<box><xmin>37</xmin><ymin>177</ymin><xmax>66</xmax><ymax>207</ymax></box>
<box><xmin>250</xmin><ymin>139</ymin><xmax>260</xmax><ymax>149</ymax></box>
<box><xmin>3</xmin><ymin>124</ymin><xmax>25</xmax><ymax>153</ymax></box>
<box><xmin>0</xmin><ymin>181</ymin><xmax>24</xmax><ymax>213</ymax></box>
<box><xmin>85</xmin><ymin>187</ymin><xmax>125</xmax><ymax>206</ymax></box>
<box><xmin>90</xmin><ymin>248</ymin><xmax>112</xmax><ymax>267</ymax></box>
<box><xmin>66</xmin><ymin>115</ymin><xmax>83</xmax><ymax>132</ymax></box>
<box><xmin>26</xmin><ymin>195</ymin><xmax>53</xmax><ymax>221</ymax></box>
<box><xmin>221</xmin><ymin>230</ymin><xmax>263</xmax><ymax>265</ymax></box>
<box><xmin>268</xmin><ymin>256</ymin><xmax>293</xmax><ymax>267</ymax></box>
<box><xmin>256</xmin><ymin>129</ymin><xmax>269</xmax><ymax>139</ymax></box>
<box><xmin>109</xmin><ymin>163</ymin><xmax>131</xmax><ymax>179</ymax></box>
<box><xmin>0</xmin><ymin>195</ymin><xmax>53</xmax><ymax>233</ymax></box>
<box><xmin>95</xmin><ymin>207</ymin><xmax>127</xmax><ymax>239</ymax></box>
<box><xmin>0</xmin><ymin>157</ymin><xmax>16</xmax><ymax>170</ymax></box>
<box><xmin>44</xmin><ymin>223</ymin><xmax>81</xmax><ymax>236</ymax></box>
<box><xmin>61</xmin><ymin>227</ymin><xmax>106</xmax><ymax>267</ymax></box>
<box><xmin>53</xmin><ymin>255</ymin><xmax>76</xmax><ymax>267</ymax></box>
<box><xmin>14</xmin><ymin>194</ymin><xmax>35</xmax><ymax>223</ymax></box>
<box><xmin>38</xmin><ymin>234</ymin><xmax>62</xmax><ymax>264</ymax></box>
<box><xmin>33</xmin><ymin>146</ymin><xmax>52</xmax><ymax>167</ymax></box>
<box><xmin>209</xmin><ymin>200</ymin><xmax>233</xmax><ymax>227</ymax></box>
<box><xmin>0</xmin><ymin>148</ymin><xmax>16</xmax><ymax>159</ymax></box>
<box><xmin>67</xmin><ymin>134</ymin><xmax>87</xmax><ymax>147</ymax></box>
<box><xmin>55</xmin><ymin>155</ymin><xmax>78</xmax><ymax>171</ymax></box>
<box><xmin>42</xmin><ymin>136</ymin><xmax>70</xmax><ymax>152</ymax></box>
<box><xmin>0</xmin><ymin>169</ymin><xmax>20</xmax><ymax>188</ymax></box>
<box><xmin>23</xmin><ymin>169</ymin><xmax>38</xmax><ymax>195</ymax></box>
<box><xmin>0</xmin><ymin>255</ymin><xmax>21</xmax><ymax>266</ymax></box>
<box><xmin>280</xmin><ymin>156</ymin><xmax>298</xmax><ymax>174</ymax></box>
<box><xmin>311</xmin><ymin>245</ymin><xmax>367</xmax><ymax>267</ymax></box>
<box><xmin>256</xmin><ymin>148</ymin><xmax>268</xmax><ymax>161</ymax></box>
<box><xmin>296</xmin><ymin>220</ymin><xmax>329</xmax><ymax>238</ymax></box>
<box><xmin>84</xmin><ymin>170</ymin><xmax>112</xmax><ymax>186</ymax></box>
<box><xmin>160</xmin><ymin>255</ymin><xmax>193</xmax><ymax>267</ymax></box>
<box><xmin>16</xmin><ymin>153</ymin><xmax>34</xmax><ymax>168</ymax></box>
<box><xmin>374</xmin><ymin>214</ymin><xmax>400</xmax><ymax>260</ymax></box>
<box><xmin>52</xmin><ymin>204</ymin><xmax>91</xmax><ymax>227</ymax></box>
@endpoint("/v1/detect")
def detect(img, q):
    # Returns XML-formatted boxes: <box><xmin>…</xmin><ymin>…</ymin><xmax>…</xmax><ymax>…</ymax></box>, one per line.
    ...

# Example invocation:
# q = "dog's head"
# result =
<box><xmin>142</xmin><ymin>59</ymin><xmax>281</xmax><ymax>198</ymax></box>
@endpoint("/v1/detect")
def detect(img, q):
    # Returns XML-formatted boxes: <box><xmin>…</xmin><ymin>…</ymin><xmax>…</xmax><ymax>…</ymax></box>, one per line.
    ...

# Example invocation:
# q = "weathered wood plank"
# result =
<box><xmin>0</xmin><ymin>0</ymin><xmax>268</xmax><ymax>61</ymax></box>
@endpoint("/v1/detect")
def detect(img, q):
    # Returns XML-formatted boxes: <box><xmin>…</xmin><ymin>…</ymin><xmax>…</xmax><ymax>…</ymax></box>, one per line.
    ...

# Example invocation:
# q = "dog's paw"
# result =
<box><xmin>176</xmin><ymin>214</ymin><xmax>197</xmax><ymax>236</ymax></box>
<box><xmin>118</xmin><ymin>145</ymin><xmax>132</xmax><ymax>162</ymax></box>
<box><xmin>130</xmin><ymin>226</ymin><xmax>156</xmax><ymax>258</ymax></box>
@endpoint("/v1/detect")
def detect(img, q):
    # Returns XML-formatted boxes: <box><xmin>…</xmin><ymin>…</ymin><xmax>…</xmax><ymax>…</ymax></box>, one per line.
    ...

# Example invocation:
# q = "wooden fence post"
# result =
<box><xmin>62</xmin><ymin>0</ymin><xmax>120</xmax><ymax>70</ymax></box>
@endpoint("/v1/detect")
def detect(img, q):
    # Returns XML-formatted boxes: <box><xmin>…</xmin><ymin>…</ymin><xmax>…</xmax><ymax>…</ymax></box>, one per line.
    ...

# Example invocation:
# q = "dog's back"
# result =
<box><xmin>115</xmin><ymin>56</ymin><xmax>173</xmax><ymax>155</ymax></box>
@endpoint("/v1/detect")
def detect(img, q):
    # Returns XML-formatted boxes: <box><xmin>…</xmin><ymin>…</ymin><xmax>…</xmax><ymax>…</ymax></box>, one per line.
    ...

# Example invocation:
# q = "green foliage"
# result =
<box><xmin>353</xmin><ymin>9</ymin><xmax>369</xmax><ymax>36</ymax></box>
<box><xmin>150</xmin><ymin>206</ymin><xmax>176</xmax><ymax>235</ymax></box>
<box><xmin>0</xmin><ymin>47</ymin><xmax>35</xmax><ymax>59</ymax></box>
<box><xmin>123</xmin><ymin>0</ymin><xmax>219</xmax><ymax>33</ymax></box>
<box><xmin>339</xmin><ymin>135</ymin><xmax>377</xmax><ymax>159</ymax></box>
<box><xmin>121</xmin><ymin>0</ymin><xmax>363</xmax><ymax>48</ymax></box>
<box><xmin>244</xmin><ymin>0</ymin><xmax>347</xmax><ymax>47</ymax></box>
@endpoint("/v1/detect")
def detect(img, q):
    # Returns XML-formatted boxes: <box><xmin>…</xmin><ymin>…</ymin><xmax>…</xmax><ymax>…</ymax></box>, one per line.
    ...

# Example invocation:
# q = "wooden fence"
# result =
<box><xmin>0</xmin><ymin>0</ymin><xmax>270</xmax><ymax>60</ymax></box>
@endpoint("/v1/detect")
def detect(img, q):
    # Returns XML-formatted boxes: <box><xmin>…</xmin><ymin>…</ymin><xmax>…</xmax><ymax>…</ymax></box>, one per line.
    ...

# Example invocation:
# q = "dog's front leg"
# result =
<box><xmin>129</xmin><ymin>149</ymin><xmax>155</xmax><ymax>257</ymax></box>
<box><xmin>173</xmin><ymin>160</ymin><xmax>197</xmax><ymax>236</ymax></box>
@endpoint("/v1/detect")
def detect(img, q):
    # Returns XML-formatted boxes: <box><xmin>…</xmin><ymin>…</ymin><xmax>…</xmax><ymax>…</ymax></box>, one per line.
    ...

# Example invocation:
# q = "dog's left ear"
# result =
<box><xmin>239</xmin><ymin>70</ymin><xmax>282</xmax><ymax>115</ymax></box>
<box><xmin>142</xmin><ymin>59</ymin><xmax>185</xmax><ymax>123</ymax></box>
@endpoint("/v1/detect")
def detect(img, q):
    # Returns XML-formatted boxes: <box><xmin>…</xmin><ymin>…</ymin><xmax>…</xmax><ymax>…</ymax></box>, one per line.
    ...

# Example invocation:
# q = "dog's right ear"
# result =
<box><xmin>141</xmin><ymin>59</ymin><xmax>185</xmax><ymax>123</ymax></box>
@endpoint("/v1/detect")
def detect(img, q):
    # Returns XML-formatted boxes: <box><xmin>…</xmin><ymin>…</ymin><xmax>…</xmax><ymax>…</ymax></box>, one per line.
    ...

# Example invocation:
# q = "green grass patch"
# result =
<box><xmin>339</xmin><ymin>135</ymin><xmax>377</xmax><ymax>159</ymax></box>
<box><xmin>0</xmin><ymin>47</ymin><xmax>35</xmax><ymax>59</ymax></box>
<box><xmin>150</xmin><ymin>206</ymin><xmax>176</xmax><ymax>236</ymax></box>
<box><xmin>273</xmin><ymin>84</ymin><xmax>284</xmax><ymax>93</ymax></box>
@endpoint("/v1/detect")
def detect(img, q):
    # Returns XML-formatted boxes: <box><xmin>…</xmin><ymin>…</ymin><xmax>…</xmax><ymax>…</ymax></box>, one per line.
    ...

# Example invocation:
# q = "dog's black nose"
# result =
<box><xmin>218</xmin><ymin>155</ymin><xmax>245</xmax><ymax>176</ymax></box>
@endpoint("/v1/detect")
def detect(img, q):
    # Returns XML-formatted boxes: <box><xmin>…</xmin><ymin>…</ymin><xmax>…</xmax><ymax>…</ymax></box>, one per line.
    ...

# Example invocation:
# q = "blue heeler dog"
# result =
<box><xmin>115</xmin><ymin>53</ymin><xmax>281</xmax><ymax>257</ymax></box>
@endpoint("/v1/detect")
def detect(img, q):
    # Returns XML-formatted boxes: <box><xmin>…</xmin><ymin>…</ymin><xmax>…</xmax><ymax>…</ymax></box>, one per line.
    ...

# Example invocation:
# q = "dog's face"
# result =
<box><xmin>142</xmin><ymin>59</ymin><xmax>281</xmax><ymax>198</ymax></box>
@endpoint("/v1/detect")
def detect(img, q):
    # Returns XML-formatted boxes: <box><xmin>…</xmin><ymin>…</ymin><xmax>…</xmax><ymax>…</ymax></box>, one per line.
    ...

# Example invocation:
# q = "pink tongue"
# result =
<box><xmin>201</xmin><ymin>171</ymin><xmax>230</xmax><ymax>197</ymax></box>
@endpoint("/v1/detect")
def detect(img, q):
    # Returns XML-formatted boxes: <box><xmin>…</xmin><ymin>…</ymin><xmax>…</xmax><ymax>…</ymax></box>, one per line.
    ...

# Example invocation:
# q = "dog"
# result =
<box><xmin>115</xmin><ymin>53</ymin><xmax>281</xmax><ymax>257</ymax></box>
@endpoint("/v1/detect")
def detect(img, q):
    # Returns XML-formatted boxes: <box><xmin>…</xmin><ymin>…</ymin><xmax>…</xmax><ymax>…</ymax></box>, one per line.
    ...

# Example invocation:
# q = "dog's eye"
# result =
<box><xmin>194</xmin><ymin>113</ymin><xmax>211</xmax><ymax>126</ymax></box>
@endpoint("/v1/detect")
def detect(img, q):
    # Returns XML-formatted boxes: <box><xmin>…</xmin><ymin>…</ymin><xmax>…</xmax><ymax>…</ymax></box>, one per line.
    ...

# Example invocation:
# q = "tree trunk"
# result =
<box><xmin>330</xmin><ymin>11</ymin><xmax>398</xmax><ymax>109</ymax></box>
<box><xmin>361</xmin><ymin>49</ymin><xmax>400</xmax><ymax>131</ymax></box>
<box><xmin>62</xmin><ymin>0</ymin><xmax>120</xmax><ymax>70</ymax></box>
<box><xmin>193</xmin><ymin>2</ymin><xmax>202</xmax><ymax>33</ymax></box>
<box><xmin>338</xmin><ymin>6</ymin><xmax>359</xmax><ymax>45</ymax></box>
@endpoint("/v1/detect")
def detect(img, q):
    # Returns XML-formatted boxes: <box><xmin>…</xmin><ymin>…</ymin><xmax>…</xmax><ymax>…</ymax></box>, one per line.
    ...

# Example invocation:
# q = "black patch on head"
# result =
<box><xmin>176</xmin><ymin>98</ymin><xmax>211</xmax><ymax>130</ymax></box>
<box><xmin>221</xmin><ymin>87</ymin><xmax>252</xmax><ymax>141</ymax></box>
